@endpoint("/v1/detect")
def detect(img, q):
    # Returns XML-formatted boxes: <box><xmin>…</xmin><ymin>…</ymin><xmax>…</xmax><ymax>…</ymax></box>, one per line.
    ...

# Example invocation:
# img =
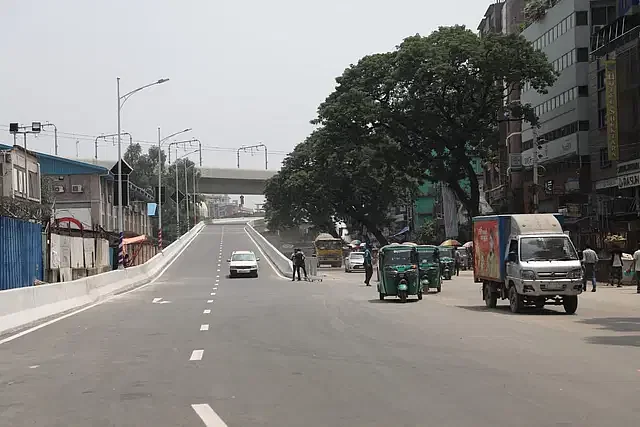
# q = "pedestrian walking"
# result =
<box><xmin>627</xmin><ymin>244</ymin><xmax>640</xmax><ymax>293</ymax></box>
<box><xmin>454</xmin><ymin>250</ymin><xmax>461</xmax><ymax>276</ymax></box>
<box><xmin>291</xmin><ymin>248</ymin><xmax>308</xmax><ymax>281</ymax></box>
<box><xmin>609</xmin><ymin>248</ymin><xmax>623</xmax><ymax>287</ymax></box>
<box><xmin>363</xmin><ymin>244</ymin><xmax>373</xmax><ymax>286</ymax></box>
<box><xmin>582</xmin><ymin>244</ymin><xmax>598</xmax><ymax>292</ymax></box>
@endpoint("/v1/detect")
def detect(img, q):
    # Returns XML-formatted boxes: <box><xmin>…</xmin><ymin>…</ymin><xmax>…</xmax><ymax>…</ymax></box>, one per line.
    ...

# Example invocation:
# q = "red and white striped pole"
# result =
<box><xmin>158</xmin><ymin>229</ymin><xmax>163</xmax><ymax>252</ymax></box>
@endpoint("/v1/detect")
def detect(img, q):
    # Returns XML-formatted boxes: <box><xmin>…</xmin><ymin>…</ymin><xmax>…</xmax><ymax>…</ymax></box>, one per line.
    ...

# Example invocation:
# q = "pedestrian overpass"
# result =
<box><xmin>85</xmin><ymin>160</ymin><xmax>276</xmax><ymax>195</ymax></box>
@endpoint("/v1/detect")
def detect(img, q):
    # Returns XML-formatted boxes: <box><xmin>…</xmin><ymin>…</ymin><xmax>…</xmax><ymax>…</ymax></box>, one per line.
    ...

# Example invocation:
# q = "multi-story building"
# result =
<box><xmin>588</xmin><ymin>0</ymin><xmax>640</xmax><ymax>246</ymax></box>
<box><xmin>0</xmin><ymin>144</ymin><xmax>41</xmax><ymax>203</ymax></box>
<box><xmin>479</xmin><ymin>0</ymin><xmax>527</xmax><ymax>213</ymax></box>
<box><xmin>519</xmin><ymin>0</ymin><xmax>593</xmax><ymax>230</ymax></box>
<box><xmin>0</xmin><ymin>145</ymin><xmax>152</xmax><ymax>236</ymax></box>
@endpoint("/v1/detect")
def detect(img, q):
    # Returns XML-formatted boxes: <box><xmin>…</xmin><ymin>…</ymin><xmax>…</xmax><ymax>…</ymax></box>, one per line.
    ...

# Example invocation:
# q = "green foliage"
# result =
<box><xmin>415</xmin><ymin>220</ymin><xmax>438</xmax><ymax>245</ymax></box>
<box><xmin>124</xmin><ymin>143</ymin><xmax>199</xmax><ymax>243</ymax></box>
<box><xmin>265</xmin><ymin>25</ymin><xmax>556</xmax><ymax>239</ymax></box>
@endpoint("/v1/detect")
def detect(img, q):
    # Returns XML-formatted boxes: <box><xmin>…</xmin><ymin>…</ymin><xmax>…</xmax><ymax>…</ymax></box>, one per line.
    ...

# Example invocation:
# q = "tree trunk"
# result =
<box><xmin>447</xmin><ymin>160</ymin><xmax>481</xmax><ymax>219</ymax></box>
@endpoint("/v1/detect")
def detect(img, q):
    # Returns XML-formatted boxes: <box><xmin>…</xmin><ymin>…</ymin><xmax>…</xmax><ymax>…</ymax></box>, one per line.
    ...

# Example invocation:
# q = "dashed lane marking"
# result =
<box><xmin>191</xmin><ymin>403</ymin><xmax>228</xmax><ymax>426</ymax></box>
<box><xmin>200</xmin><ymin>324</ymin><xmax>209</xmax><ymax>331</ymax></box>
<box><xmin>190</xmin><ymin>350</ymin><xmax>204</xmax><ymax>361</ymax></box>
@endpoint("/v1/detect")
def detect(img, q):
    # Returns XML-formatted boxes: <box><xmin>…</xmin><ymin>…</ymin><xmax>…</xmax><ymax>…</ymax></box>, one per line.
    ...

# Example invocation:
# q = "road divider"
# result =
<box><xmin>0</xmin><ymin>222</ymin><xmax>205</xmax><ymax>337</ymax></box>
<box><xmin>245</xmin><ymin>220</ymin><xmax>293</xmax><ymax>278</ymax></box>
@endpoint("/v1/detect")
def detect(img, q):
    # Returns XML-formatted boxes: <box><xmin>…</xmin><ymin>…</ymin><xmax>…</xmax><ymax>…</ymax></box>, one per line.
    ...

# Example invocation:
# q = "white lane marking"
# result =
<box><xmin>200</xmin><ymin>324</ymin><xmax>209</xmax><ymax>331</ymax></box>
<box><xmin>216</xmin><ymin>269</ymin><xmax>220</xmax><ymax>272</ymax></box>
<box><xmin>216</xmin><ymin>275</ymin><xmax>220</xmax><ymax>278</ymax></box>
<box><xmin>192</xmin><ymin>403</ymin><xmax>228</xmax><ymax>426</ymax></box>
<box><xmin>212</xmin><ymin>287</ymin><xmax>218</xmax><ymax>290</ymax></box>
<box><xmin>29</xmin><ymin>365</ymin><xmax>39</xmax><ymax>369</ymax></box>
<box><xmin>211</xmin><ymin>293</ymin><xmax>216</xmax><ymax>296</ymax></box>
<box><xmin>207</xmin><ymin>300</ymin><xmax>213</xmax><ymax>303</ymax></box>
<box><xmin>190</xmin><ymin>349</ymin><xmax>204</xmax><ymax>361</ymax></box>
<box><xmin>203</xmin><ymin>309</ymin><xmax>211</xmax><ymax>314</ymax></box>
<box><xmin>0</xmin><ymin>225</ymin><xmax>206</xmax><ymax>346</ymax></box>
<box><xmin>244</xmin><ymin>226</ymin><xmax>288</xmax><ymax>280</ymax></box>
<box><xmin>152</xmin><ymin>298</ymin><xmax>162</xmax><ymax>303</ymax></box>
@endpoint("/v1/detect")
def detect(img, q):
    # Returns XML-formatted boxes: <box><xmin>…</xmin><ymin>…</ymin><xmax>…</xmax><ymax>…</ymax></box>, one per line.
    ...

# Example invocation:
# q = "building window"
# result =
<box><xmin>598</xmin><ymin>108</ymin><xmax>607</xmax><ymax>128</ymax></box>
<box><xmin>578</xmin><ymin>85</ymin><xmax>589</xmax><ymax>97</ymax></box>
<box><xmin>599</xmin><ymin>147</ymin><xmax>612</xmax><ymax>169</ymax></box>
<box><xmin>577</xmin><ymin>48</ymin><xmax>589</xmax><ymax>62</ymax></box>
<box><xmin>576</xmin><ymin>11</ymin><xmax>589</xmax><ymax>26</ymax></box>
<box><xmin>597</xmin><ymin>90</ymin><xmax>606</xmax><ymax>109</ymax></box>
<box><xmin>596</xmin><ymin>70</ymin><xmax>605</xmax><ymax>90</ymax></box>
<box><xmin>28</xmin><ymin>171</ymin><xmax>39</xmax><ymax>199</ymax></box>
<box><xmin>579</xmin><ymin>120</ymin><xmax>590</xmax><ymax>131</ymax></box>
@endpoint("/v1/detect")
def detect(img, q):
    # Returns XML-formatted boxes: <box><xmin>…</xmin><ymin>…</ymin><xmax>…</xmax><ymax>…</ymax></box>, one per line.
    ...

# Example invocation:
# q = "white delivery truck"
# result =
<box><xmin>473</xmin><ymin>214</ymin><xmax>583</xmax><ymax>314</ymax></box>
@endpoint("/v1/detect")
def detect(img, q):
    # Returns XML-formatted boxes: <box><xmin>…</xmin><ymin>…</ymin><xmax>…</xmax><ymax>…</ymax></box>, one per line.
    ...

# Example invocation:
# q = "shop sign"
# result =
<box><xmin>618</xmin><ymin>172</ymin><xmax>640</xmax><ymax>189</ymax></box>
<box><xmin>605</xmin><ymin>60</ymin><xmax>619</xmax><ymax>161</ymax></box>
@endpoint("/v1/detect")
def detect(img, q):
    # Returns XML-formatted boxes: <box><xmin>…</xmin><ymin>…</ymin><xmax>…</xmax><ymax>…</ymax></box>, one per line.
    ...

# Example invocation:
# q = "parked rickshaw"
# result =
<box><xmin>416</xmin><ymin>245</ymin><xmax>442</xmax><ymax>293</ymax></box>
<box><xmin>377</xmin><ymin>243</ymin><xmax>422</xmax><ymax>303</ymax></box>
<box><xmin>438</xmin><ymin>246</ymin><xmax>455</xmax><ymax>280</ymax></box>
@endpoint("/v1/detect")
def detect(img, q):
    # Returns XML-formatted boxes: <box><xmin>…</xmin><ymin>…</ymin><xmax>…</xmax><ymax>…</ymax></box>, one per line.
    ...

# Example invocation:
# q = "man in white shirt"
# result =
<box><xmin>610</xmin><ymin>248</ymin><xmax>623</xmax><ymax>287</ymax></box>
<box><xmin>582</xmin><ymin>244</ymin><xmax>598</xmax><ymax>292</ymax></box>
<box><xmin>629</xmin><ymin>247</ymin><xmax>640</xmax><ymax>293</ymax></box>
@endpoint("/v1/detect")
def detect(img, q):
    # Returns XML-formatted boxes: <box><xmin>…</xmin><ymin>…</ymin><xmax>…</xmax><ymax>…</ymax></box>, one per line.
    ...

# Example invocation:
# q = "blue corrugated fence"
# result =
<box><xmin>0</xmin><ymin>216</ymin><xmax>43</xmax><ymax>290</ymax></box>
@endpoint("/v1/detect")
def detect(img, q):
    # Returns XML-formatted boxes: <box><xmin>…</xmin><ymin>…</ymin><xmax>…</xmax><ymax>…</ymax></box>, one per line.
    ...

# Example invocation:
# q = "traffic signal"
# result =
<box><xmin>240</xmin><ymin>195</ymin><xmax>244</xmax><ymax>206</ymax></box>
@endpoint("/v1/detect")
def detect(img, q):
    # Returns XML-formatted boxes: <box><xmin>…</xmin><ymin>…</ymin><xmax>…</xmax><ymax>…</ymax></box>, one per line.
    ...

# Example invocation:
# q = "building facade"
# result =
<box><xmin>480</xmin><ymin>0</ymin><xmax>527</xmax><ymax>213</ymax></box>
<box><xmin>0</xmin><ymin>145</ymin><xmax>41</xmax><ymax>203</ymax></box>
<box><xmin>520</xmin><ymin>0</ymin><xmax>593</xmax><ymax>221</ymax></box>
<box><xmin>588</xmin><ymin>0</ymin><xmax>640</xmax><ymax>247</ymax></box>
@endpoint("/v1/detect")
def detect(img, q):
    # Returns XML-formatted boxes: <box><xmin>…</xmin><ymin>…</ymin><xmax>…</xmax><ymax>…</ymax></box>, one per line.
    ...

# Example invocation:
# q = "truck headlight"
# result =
<box><xmin>521</xmin><ymin>270</ymin><xmax>536</xmax><ymax>280</ymax></box>
<box><xmin>567</xmin><ymin>269</ymin><xmax>582</xmax><ymax>279</ymax></box>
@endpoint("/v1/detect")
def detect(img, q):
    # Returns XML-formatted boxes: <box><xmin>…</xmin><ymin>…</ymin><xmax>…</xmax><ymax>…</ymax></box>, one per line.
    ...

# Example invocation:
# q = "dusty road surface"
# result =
<box><xmin>1</xmin><ymin>224</ymin><xmax>639</xmax><ymax>427</ymax></box>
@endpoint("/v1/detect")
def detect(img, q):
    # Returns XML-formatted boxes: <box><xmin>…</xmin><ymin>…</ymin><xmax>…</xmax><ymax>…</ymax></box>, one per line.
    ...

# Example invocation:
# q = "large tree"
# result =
<box><xmin>315</xmin><ymin>26</ymin><xmax>557</xmax><ymax>217</ymax></box>
<box><xmin>264</xmin><ymin>126</ymin><xmax>419</xmax><ymax>245</ymax></box>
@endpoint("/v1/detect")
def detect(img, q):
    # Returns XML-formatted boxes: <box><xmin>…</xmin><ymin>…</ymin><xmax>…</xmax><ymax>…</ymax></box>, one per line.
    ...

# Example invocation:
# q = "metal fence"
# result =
<box><xmin>0</xmin><ymin>216</ymin><xmax>43</xmax><ymax>290</ymax></box>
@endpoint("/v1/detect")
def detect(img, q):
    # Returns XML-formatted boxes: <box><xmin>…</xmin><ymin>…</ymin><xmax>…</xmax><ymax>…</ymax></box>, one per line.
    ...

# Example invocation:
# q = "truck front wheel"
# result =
<box><xmin>484</xmin><ymin>283</ymin><xmax>497</xmax><ymax>308</ymax></box>
<box><xmin>563</xmin><ymin>296</ymin><xmax>578</xmax><ymax>314</ymax></box>
<box><xmin>508</xmin><ymin>286</ymin><xmax>523</xmax><ymax>314</ymax></box>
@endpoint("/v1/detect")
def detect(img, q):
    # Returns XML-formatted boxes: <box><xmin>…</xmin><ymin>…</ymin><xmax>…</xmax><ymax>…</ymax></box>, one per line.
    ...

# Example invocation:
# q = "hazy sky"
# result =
<box><xmin>1</xmin><ymin>0</ymin><xmax>490</xmax><ymax>206</ymax></box>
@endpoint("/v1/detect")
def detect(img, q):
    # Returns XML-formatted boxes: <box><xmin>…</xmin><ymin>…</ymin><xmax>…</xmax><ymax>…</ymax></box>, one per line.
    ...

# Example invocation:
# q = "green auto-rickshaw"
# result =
<box><xmin>377</xmin><ymin>243</ymin><xmax>422</xmax><ymax>303</ymax></box>
<box><xmin>417</xmin><ymin>245</ymin><xmax>442</xmax><ymax>293</ymax></box>
<box><xmin>438</xmin><ymin>246</ymin><xmax>455</xmax><ymax>280</ymax></box>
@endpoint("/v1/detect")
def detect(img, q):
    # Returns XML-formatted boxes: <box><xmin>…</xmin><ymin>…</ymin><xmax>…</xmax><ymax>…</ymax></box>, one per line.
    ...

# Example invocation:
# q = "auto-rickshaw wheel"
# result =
<box><xmin>399</xmin><ymin>291</ymin><xmax>407</xmax><ymax>303</ymax></box>
<box><xmin>436</xmin><ymin>285</ymin><xmax>442</xmax><ymax>293</ymax></box>
<box><xmin>379</xmin><ymin>292</ymin><xmax>385</xmax><ymax>300</ymax></box>
<box><xmin>417</xmin><ymin>291</ymin><xmax>423</xmax><ymax>300</ymax></box>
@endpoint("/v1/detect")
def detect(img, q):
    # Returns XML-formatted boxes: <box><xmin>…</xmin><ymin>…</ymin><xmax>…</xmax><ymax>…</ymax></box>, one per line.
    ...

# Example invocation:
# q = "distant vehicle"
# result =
<box><xmin>227</xmin><ymin>250</ymin><xmax>260</xmax><ymax>278</ymax></box>
<box><xmin>344</xmin><ymin>251</ymin><xmax>365</xmax><ymax>272</ymax></box>
<box><xmin>314</xmin><ymin>233</ymin><xmax>343</xmax><ymax>267</ymax></box>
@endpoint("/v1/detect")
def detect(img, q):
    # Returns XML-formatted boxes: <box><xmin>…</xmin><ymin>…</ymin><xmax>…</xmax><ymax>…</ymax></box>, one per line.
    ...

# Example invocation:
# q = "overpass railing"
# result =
<box><xmin>245</xmin><ymin>220</ymin><xmax>293</xmax><ymax>278</ymax></box>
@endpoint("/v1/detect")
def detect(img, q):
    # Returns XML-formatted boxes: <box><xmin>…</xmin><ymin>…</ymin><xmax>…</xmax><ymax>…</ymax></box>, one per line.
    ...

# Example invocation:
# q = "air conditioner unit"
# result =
<box><xmin>592</xmin><ymin>25</ymin><xmax>605</xmax><ymax>35</ymax></box>
<box><xmin>53</xmin><ymin>185</ymin><xmax>65</xmax><ymax>193</ymax></box>
<box><xmin>71</xmin><ymin>184</ymin><xmax>83</xmax><ymax>193</ymax></box>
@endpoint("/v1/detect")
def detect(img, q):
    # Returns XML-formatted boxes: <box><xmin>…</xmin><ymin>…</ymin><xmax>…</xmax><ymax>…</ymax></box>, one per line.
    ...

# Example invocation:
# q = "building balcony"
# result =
<box><xmin>591</xmin><ymin>13</ymin><xmax>640</xmax><ymax>57</ymax></box>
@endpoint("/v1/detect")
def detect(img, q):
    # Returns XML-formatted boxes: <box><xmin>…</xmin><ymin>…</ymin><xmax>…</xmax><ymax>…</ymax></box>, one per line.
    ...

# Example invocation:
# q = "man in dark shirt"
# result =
<box><xmin>363</xmin><ymin>244</ymin><xmax>373</xmax><ymax>286</ymax></box>
<box><xmin>291</xmin><ymin>248</ymin><xmax>308</xmax><ymax>281</ymax></box>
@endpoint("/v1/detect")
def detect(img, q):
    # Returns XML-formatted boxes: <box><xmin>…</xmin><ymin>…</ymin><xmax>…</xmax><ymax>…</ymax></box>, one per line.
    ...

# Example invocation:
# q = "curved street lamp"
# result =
<box><xmin>116</xmin><ymin>77</ymin><xmax>169</xmax><ymax>269</ymax></box>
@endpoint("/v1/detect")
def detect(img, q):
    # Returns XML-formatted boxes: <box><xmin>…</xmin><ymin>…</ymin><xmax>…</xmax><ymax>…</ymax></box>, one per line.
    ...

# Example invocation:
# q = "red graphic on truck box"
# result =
<box><xmin>474</xmin><ymin>219</ymin><xmax>500</xmax><ymax>281</ymax></box>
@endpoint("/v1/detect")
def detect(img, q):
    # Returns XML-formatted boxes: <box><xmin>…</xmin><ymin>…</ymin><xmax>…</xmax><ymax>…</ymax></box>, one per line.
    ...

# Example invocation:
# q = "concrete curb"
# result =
<box><xmin>0</xmin><ymin>222</ymin><xmax>205</xmax><ymax>336</ymax></box>
<box><xmin>245</xmin><ymin>220</ymin><xmax>293</xmax><ymax>278</ymax></box>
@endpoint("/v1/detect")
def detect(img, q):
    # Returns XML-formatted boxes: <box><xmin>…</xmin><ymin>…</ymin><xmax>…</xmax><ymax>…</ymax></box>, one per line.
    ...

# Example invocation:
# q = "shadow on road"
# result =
<box><xmin>575</xmin><ymin>318</ymin><xmax>640</xmax><ymax>347</ymax></box>
<box><xmin>368</xmin><ymin>298</ymin><xmax>420</xmax><ymax>304</ymax></box>
<box><xmin>455</xmin><ymin>305</ymin><xmax>567</xmax><ymax>316</ymax></box>
<box><xmin>578</xmin><ymin>317</ymin><xmax>640</xmax><ymax>332</ymax></box>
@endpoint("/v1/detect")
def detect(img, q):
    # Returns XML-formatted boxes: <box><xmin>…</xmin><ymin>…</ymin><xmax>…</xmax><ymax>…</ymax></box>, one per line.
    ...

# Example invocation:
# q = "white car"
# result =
<box><xmin>345</xmin><ymin>251</ymin><xmax>365</xmax><ymax>272</ymax></box>
<box><xmin>227</xmin><ymin>251</ymin><xmax>260</xmax><ymax>278</ymax></box>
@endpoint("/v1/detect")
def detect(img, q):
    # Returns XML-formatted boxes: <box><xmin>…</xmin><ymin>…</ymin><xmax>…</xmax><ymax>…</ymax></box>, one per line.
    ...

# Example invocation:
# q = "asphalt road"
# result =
<box><xmin>1</xmin><ymin>224</ymin><xmax>640</xmax><ymax>426</ymax></box>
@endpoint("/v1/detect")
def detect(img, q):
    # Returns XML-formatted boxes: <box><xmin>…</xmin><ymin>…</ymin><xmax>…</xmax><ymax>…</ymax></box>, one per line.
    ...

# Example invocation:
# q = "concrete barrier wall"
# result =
<box><xmin>0</xmin><ymin>222</ymin><xmax>205</xmax><ymax>336</ymax></box>
<box><xmin>245</xmin><ymin>220</ymin><xmax>293</xmax><ymax>278</ymax></box>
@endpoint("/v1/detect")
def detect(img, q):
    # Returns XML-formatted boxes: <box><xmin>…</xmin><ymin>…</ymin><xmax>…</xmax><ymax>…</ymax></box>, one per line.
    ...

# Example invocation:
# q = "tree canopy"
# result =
<box><xmin>265</xmin><ymin>25</ymin><xmax>556</xmax><ymax>240</ymax></box>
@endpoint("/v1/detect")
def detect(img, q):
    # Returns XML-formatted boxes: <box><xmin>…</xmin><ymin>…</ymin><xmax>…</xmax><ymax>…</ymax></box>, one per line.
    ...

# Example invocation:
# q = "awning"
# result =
<box><xmin>123</xmin><ymin>235</ymin><xmax>148</xmax><ymax>245</ymax></box>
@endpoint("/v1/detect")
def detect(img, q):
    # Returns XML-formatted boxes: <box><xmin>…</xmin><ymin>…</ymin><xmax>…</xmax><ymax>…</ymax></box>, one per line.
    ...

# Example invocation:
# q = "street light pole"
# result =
<box><xmin>185</xmin><ymin>162</ymin><xmax>190</xmax><ymax>230</ymax></box>
<box><xmin>237</xmin><ymin>143</ymin><xmax>268</xmax><ymax>170</ymax></box>
<box><xmin>42</xmin><ymin>122</ymin><xmax>58</xmax><ymax>156</ymax></box>
<box><xmin>116</xmin><ymin>77</ymin><xmax>169</xmax><ymax>268</ymax></box>
<box><xmin>116</xmin><ymin>78</ymin><xmax>124</xmax><ymax>269</ymax></box>
<box><xmin>157</xmin><ymin>127</ymin><xmax>193</xmax><ymax>249</ymax></box>
<box><xmin>175</xmin><ymin>146</ymin><xmax>180</xmax><ymax>237</ymax></box>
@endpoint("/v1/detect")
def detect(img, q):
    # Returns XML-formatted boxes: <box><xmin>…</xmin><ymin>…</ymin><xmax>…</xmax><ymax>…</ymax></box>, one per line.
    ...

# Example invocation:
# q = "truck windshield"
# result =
<box><xmin>520</xmin><ymin>236</ymin><xmax>578</xmax><ymax>262</ymax></box>
<box><xmin>317</xmin><ymin>241</ymin><xmax>341</xmax><ymax>250</ymax></box>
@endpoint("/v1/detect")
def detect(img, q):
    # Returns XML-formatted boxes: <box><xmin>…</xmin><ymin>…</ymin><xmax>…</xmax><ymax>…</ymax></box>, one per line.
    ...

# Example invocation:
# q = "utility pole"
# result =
<box><xmin>236</xmin><ymin>143</ymin><xmax>268</xmax><ymax>169</ymax></box>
